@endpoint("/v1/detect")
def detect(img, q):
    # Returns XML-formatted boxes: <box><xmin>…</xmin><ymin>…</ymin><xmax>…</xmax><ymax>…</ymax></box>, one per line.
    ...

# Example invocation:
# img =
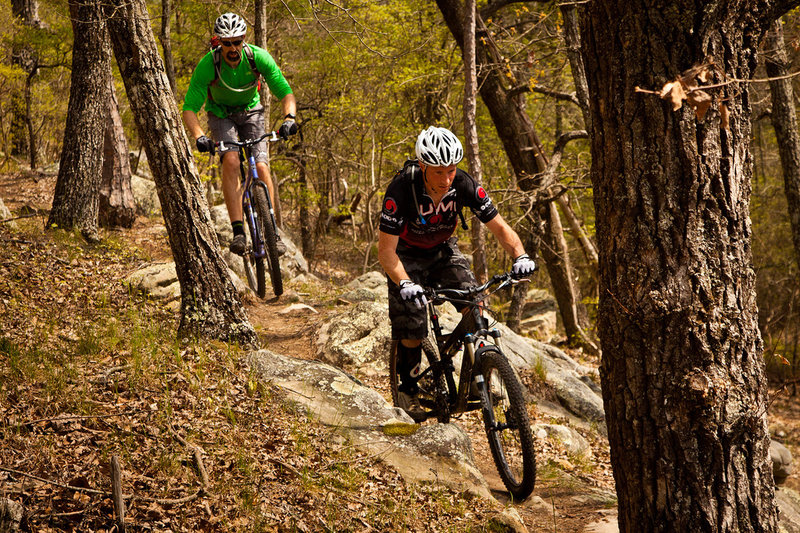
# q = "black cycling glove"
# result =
<box><xmin>196</xmin><ymin>135</ymin><xmax>216</xmax><ymax>155</ymax></box>
<box><xmin>278</xmin><ymin>119</ymin><xmax>299</xmax><ymax>140</ymax></box>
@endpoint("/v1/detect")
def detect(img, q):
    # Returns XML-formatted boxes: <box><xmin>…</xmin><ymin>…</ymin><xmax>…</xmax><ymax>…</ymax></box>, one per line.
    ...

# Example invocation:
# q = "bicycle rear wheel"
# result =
<box><xmin>479</xmin><ymin>347</ymin><xmax>536</xmax><ymax>500</ymax></box>
<box><xmin>389</xmin><ymin>339</ymin><xmax>450</xmax><ymax>423</ymax></box>
<box><xmin>252</xmin><ymin>184</ymin><xmax>283</xmax><ymax>297</ymax></box>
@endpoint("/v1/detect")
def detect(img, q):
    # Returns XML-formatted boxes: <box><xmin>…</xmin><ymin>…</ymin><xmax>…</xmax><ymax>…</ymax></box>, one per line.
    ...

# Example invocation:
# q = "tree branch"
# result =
<box><xmin>508</xmin><ymin>83</ymin><xmax>580</xmax><ymax>105</ymax></box>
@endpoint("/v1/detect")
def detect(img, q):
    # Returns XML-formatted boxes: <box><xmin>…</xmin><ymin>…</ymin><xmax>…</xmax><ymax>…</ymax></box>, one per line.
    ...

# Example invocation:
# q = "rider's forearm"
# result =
<box><xmin>486</xmin><ymin>215</ymin><xmax>526</xmax><ymax>259</ymax></box>
<box><xmin>280</xmin><ymin>94</ymin><xmax>297</xmax><ymax>118</ymax></box>
<box><xmin>378</xmin><ymin>233</ymin><xmax>410</xmax><ymax>285</ymax></box>
<box><xmin>181</xmin><ymin>110</ymin><xmax>205</xmax><ymax>141</ymax></box>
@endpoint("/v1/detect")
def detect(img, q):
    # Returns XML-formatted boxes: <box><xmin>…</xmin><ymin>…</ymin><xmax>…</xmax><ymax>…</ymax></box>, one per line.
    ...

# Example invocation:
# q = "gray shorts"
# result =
<box><xmin>207</xmin><ymin>105</ymin><xmax>268</xmax><ymax>163</ymax></box>
<box><xmin>388</xmin><ymin>238</ymin><xmax>477</xmax><ymax>340</ymax></box>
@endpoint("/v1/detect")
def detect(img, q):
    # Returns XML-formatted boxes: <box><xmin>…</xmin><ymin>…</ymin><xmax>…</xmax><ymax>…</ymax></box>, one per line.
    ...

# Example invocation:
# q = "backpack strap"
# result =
<box><xmin>209</xmin><ymin>44</ymin><xmax>260</xmax><ymax>99</ymax></box>
<box><xmin>406</xmin><ymin>160</ymin><xmax>468</xmax><ymax>230</ymax></box>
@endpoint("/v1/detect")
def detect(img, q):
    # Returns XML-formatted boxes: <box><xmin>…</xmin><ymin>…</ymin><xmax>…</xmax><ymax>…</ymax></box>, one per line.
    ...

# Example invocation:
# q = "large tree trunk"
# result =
<box><xmin>764</xmin><ymin>19</ymin><xmax>800</xmax><ymax>274</ymax></box>
<box><xmin>581</xmin><ymin>1</ymin><xmax>797</xmax><ymax>530</ymax></box>
<box><xmin>104</xmin><ymin>0</ymin><xmax>257</xmax><ymax>346</ymax></box>
<box><xmin>48</xmin><ymin>0</ymin><xmax>111</xmax><ymax>242</ymax></box>
<box><xmin>99</xmin><ymin>82</ymin><xmax>136</xmax><ymax>228</ymax></box>
<box><xmin>435</xmin><ymin>0</ymin><xmax>588</xmax><ymax>345</ymax></box>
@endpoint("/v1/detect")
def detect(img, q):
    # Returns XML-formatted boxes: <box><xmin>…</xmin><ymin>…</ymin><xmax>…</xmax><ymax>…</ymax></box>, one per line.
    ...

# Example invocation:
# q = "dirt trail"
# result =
<box><xmin>250</xmin><ymin>295</ymin><xmax>617</xmax><ymax>532</ymax></box>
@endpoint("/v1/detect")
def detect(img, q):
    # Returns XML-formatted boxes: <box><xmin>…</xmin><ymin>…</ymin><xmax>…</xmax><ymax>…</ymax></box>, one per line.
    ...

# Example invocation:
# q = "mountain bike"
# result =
<box><xmin>217</xmin><ymin>131</ymin><xmax>283</xmax><ymax>298</ymax></box>
<box><xmin>389</xmin><ymin>271</ymin><xmax>537</xmax><ymax>500</ymax></box>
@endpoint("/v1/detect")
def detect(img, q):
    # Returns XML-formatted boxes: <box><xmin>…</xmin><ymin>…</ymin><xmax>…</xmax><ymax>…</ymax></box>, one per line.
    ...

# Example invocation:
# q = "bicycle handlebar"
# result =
<box><xmin>426</xmin><ymin>271</ymin><xmax>527</xmax><ymax>305</ymax></box>
<box><xmin>216</xmin><ymin>131</ymin><xmax>283</xmax><ymax>151</ymax></box>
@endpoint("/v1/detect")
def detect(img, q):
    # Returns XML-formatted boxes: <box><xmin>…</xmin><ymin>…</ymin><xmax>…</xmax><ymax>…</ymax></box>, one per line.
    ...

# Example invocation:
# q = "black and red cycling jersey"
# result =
<box><xmin>379</xmin><ymin>160</ymin><xmax>498</xmax><ymax>249</ymax></box>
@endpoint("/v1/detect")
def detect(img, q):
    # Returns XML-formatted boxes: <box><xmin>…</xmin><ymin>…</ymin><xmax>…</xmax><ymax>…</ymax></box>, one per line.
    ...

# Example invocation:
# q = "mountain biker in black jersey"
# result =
<box><xmin>181</xmin><ymin>12</ymin><xmax>297</xmax><ymax>256</ymax></box>
<box><xmin>377</xmin><ymin>126</ymin><xmax>537</xmax><ymax>419</ymax></box>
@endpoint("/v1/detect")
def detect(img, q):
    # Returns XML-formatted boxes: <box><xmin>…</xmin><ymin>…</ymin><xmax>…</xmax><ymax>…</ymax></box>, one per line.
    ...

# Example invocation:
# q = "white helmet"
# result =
<box><xmin>415</xmin><ymin>126</ymin><xmax>463</xmax><ymax>167</ymax></box>
<box><xmin>214</xmin><ymin>13</ymin><xmax>247</xmax><ymax>38</ymax></box>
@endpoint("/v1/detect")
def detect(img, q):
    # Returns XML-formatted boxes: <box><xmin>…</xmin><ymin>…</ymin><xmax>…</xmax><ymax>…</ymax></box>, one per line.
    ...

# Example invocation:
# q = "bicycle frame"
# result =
<box><xmin>219</xmin><ymin>131</ymin><xmax>280</xmax><ymax>259</ymax></box>
<box><xmin>426</xmin><ymin>274</ymin><xmax>512</xmax><ymax>414</ymax></box>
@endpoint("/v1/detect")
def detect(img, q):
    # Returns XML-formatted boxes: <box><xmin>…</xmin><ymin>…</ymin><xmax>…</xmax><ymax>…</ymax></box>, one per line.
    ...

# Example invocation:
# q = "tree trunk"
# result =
<box><xmin>254</xmin><ymin>0</ymin><xmax>281</xmax><ymax>228</ymax></box>
<box><xmin>159</xmin><ymin>0</ymin><xmax>176</xmax><ymax>94</ymax></box>
<box><xmin>99</xmin><ymin>81</ymin><xmax>136</xmax><ymax>228</ymax></box>
<box><xmin>764</xmin><ymin>19</ymin><xmax>800</xmax><ymax>274</ymax></box>
<box><xmin>104</xmin><ymin>0</ymin><xmax>257</xmax><ymax>346</ymax></box>
<box><xmin>462</xmin><ymin>0</ymin><xmax>487</xmax><ymax>283</ymax></box>
<box><xmin>436</xmin><ymin>0</ymin><xmax>588</xmax><ymax>345</ymax></box>
<box><xmin>10</xmin><ymin>0</ymin><xmax>40</xmax><ymax>159</ymax></box>
<box><xmin>558</xmin><ymin>3</ymin><xmax>591</xmax><ymax>133</ymax></box>
<box><xmin>581</xmin><ymin>1</ymin><xmax>797</xmax><ymax>530</ymax></box>
<box><xmin>48</xmin><ymin>0</ymin><xmax>111</xmax><ymax>242</ymax></box>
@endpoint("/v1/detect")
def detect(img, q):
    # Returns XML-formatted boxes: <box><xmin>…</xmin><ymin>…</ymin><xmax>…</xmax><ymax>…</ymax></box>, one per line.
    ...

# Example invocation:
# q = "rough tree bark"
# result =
<box><xmin>99</xmin><ymin>82</ymin><xmax>136</xmax><ymax>228</ymax></box>
<box><xmin>104</xmin><ymin>0</ymin><xmax>257</xmax><ymax>345</ymax></box>
<box><xmin>581</xmin><ymin>0</ymin><xmax>799</xmax><ymax>530</ymax></box>
<box><xmin>462</xmin><ymin>0</ymin><xmax>488</xmax><ymax>284</ymax></box>
<box><xmin>48</xmin><ymin>0</ymin><xmax>111</xmax><ymax>242</ymax></box>
<box><xmin>435</xmin><ymin>0</ymin><xmax>590</xmax><ymax>346</ymax></box>
<box><xmin>764</xmin><ymin>19</ymin><xmax>800</xmax><ymax>274</ymax></box>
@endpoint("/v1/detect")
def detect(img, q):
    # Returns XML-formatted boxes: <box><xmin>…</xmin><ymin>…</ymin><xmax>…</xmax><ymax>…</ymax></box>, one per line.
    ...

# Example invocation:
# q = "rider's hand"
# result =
<box><xmin>399</xmin><ymin>279</ymin><xmax>428</xmax><ymax>309</ymax></box>
<box><xmin>278</xmin><ymin>119</ymin><xmax>299</xmax><ymax>140</ymax></box>
<box><xmin>196</xmin><ymin>135</ymin><xmax>216</xmax><ymax>155</ymax></box>
<box><xmin>511</xmin><ymin>253</ymin><xmax>536</xmax><ymax>278</ymax></box>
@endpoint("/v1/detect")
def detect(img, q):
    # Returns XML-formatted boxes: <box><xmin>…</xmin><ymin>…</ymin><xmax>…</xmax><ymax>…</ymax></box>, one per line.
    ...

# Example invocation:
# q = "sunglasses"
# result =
<box><xmin>221</xmin><ymin>39</ymin><xmax>243</xmax><ymax>47</ymax></box>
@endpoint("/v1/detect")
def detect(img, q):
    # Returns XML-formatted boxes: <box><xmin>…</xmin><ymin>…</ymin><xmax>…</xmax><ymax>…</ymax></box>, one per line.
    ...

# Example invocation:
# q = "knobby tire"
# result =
<box><xmin>252</xmin><ymin>184</ymin><xmax>283</xmax><ymax>297</ymax></box>
<box><xmin>479</xmin><ymin>347</ymin><xmax>536</xmax><ymax>500</ymax></box>
<box><xmin>243</xmin><ymin>202</ymin><xmax>266</xmax><ymax>298</ymax></box>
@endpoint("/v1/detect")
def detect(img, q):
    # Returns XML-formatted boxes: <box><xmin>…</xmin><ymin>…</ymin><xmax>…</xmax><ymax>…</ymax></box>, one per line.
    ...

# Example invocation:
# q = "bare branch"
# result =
<box><xmin>509</xmin><ymin>83</ymin><xmax>580</xmax><ymax>105</ymax></box>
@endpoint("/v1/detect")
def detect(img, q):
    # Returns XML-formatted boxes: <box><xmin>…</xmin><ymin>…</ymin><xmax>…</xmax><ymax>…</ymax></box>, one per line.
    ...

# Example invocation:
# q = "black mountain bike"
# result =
<box><xmin>217</xmin><ymin>131</ymin><xmax>283</xmax><ymax>298</ymax></box>
<box><xmin>389</xmin><ymin>271</ymin><xmax>537</xmax><ymax>500</ymax></box>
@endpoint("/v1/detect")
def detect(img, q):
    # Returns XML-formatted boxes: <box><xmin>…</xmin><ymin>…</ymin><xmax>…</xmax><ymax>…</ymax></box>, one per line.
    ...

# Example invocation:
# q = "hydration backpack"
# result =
<box><xmin>207</xmin><ymin>43</ymin><xmax>261</xmax><ymax>102</ymax></box>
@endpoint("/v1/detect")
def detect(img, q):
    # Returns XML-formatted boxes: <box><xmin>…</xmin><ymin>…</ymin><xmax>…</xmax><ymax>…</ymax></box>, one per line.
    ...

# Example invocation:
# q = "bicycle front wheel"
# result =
<box><xmin>479</xmin><ymin>347</ymin><xmax>536</xmax><ymax>500</ymax></box>
<box><xmin>252</xmin><ymin>184</ymin><xmax>283</xmax><ymax>297</ymax></box>
<box><xmin>242</xmin><ymin>205</ymin><xmax>266</xmax><ymax>298</ymax></box>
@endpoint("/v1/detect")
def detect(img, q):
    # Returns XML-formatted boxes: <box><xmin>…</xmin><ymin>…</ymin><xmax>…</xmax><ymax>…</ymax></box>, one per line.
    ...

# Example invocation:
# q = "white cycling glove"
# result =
<box><xmin>398</xmin><ymin>279</ymin><xmax>428</xmax><ymax>309</ymax></box>
<box><xmin>511</xmin><ymin>253</ymin><xmax>537</xmax><ymax>278</ymax></box>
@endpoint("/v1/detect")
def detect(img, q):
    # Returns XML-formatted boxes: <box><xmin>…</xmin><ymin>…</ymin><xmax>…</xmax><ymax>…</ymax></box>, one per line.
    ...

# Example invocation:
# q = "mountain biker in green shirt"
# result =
<box><xmin>182</xmin><ymin>12</ymin><xmax>297</xmax><ymax>256</ymax></box>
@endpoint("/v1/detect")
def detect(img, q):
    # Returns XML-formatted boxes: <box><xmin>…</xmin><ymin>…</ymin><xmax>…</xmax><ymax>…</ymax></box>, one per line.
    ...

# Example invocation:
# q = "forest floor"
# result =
<box><xmin>0</xmin><ymin>168</ymin><xmax>795</xmax><ymax>532</ymax></box>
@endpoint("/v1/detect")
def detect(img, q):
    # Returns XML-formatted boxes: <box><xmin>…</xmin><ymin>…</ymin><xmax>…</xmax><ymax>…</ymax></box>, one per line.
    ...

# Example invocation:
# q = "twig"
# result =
<box><xmin>111</xmin><ymin>456</ymin><xmax>125</xmax><ymax>532</ymax></box>
<box><xmin>0</xmin><ymin>465</ymin><xmax>201</xmax><ymax>504</ymax></box>
<box><xmin>0</xmin><ymin>466</ymin><xmax>108</xmax><ymax>496</ymax></box>
<box><xmin>168</xmin><ymin>422</ymin><xmax>210</xmax><ymax>488</ymax></box>
<box><xmin>0</xmin><ymin>213</ymin><xmax>39</xmax><ymax>224</ymax></box>
<box><xmin>268</xmin><ymin>457</ymin><xmax>303</xmax><ymax>478</ymax></box>
<box><xmin>18</xmin><ymin>409</ymin><xmax>147</xmax><ymax>427</ymax></box>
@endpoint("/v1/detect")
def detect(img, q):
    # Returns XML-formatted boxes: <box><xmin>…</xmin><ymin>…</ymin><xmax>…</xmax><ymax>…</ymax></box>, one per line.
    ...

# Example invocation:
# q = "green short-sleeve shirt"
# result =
<box><xmin>182</xmin><ymin>44</ymin><xmax>293</xmax><ymax>118</ymax></box>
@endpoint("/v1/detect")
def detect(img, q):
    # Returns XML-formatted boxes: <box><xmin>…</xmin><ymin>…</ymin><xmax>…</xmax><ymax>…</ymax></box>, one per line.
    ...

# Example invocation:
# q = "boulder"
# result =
<box><xmin>777</xmin><ymin>487</ymin><xmax>800</xmax><ymax>533</ymax></box>
<box><xmin>534</xmin><ymin>423</ymin><xmax>593</xmax><ymax>460</ymax></box>
<box><xmin>130</xmin><ymin>175</ymin><xmax>160</xmax><ymax>216</ymax></box>
<box><xmin>209</xmin><ymin>204</ymin><xmax>308</xmax><ymax>281</ymax></box>
<box><xmin>0</xmin><ymin>197</ymin><xmax>16</xmax><ymax>230</ymax></box>
<box><xmin>317</xmin><ymin>298</ymin><xmax>606</xmax><ymax>425</ymax></box>
<box><xmin>772</xmin><ymin>439</ymin><xmax>794</xmax><ymax>484</ymax></box>
<box><xmin>247</xmin><ymin>350</ymin><xmax>491</xmax><ymax>499</ymax></box>
<box><xmin>124</xmin><ymin>261</ymin><xmax>248</xmax><ymax>309</ymax></box>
